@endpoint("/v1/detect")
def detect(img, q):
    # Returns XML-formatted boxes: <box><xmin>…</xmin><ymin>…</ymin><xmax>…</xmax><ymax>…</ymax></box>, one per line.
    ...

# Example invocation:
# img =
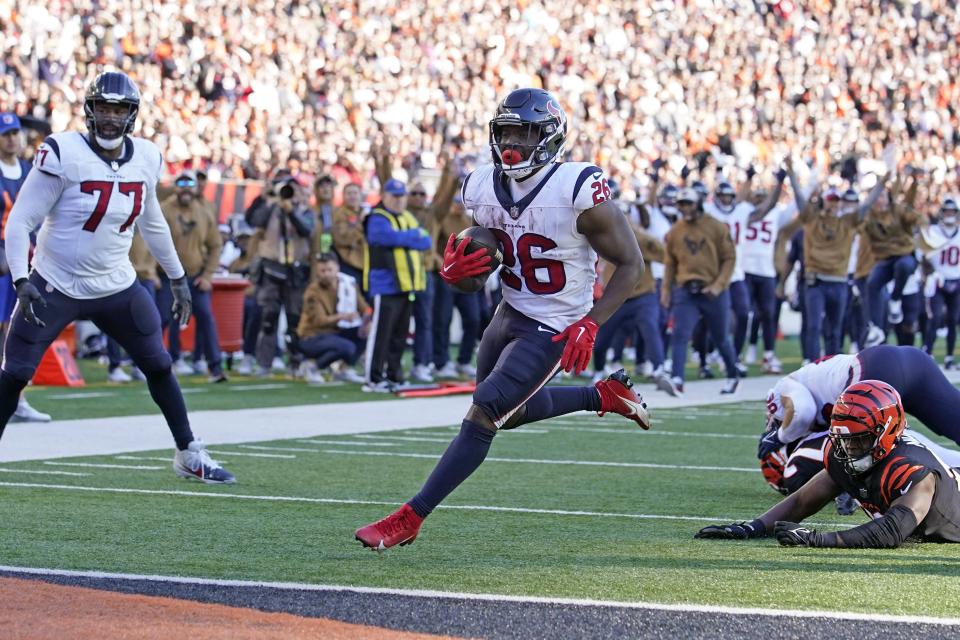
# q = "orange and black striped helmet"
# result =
<box><xmin>829</xmin><ymin>380</ymin><xmax>905</xmax><ymax>474</ymax></box>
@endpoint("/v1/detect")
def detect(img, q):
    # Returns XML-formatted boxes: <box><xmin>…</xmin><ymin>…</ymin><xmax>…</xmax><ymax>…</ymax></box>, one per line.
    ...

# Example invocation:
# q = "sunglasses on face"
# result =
<box><xmin>175</xmin><ymin>179</ymin><xmax>197</xmax><ymax>188</ymax></box>
<box><xmin>409</xmin><ymin>191</ymin><xmax>427</xmax><ymax>196</ymax></box>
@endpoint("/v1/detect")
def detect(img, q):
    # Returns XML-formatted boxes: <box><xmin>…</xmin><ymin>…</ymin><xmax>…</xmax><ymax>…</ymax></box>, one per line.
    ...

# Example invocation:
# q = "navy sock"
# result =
<box><xmin>145</xmin><ymin>368</ymin><xmax>195</xmax><ymax>450</ymax></box>
<box><xmin>409</xmin><ymin>419</ymin><xmax>495</xmax><ymax>518</ymax></box>
<box><xmin>0</xmin><ymin>371</ymin><xmax>28</xmax><ymax>440</ymax></box>
<box><xmin>519</xmin><ymin>386</ymin><xmax>601</xmax><ymax>425</ymax></box>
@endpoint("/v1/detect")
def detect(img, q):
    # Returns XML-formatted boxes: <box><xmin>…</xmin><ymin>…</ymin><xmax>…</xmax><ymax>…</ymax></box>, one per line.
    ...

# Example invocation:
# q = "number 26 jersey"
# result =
<box><xmin>463</xmin><ymin>162</ymin><xmax>608</xmax><ymax>331</ymax></box>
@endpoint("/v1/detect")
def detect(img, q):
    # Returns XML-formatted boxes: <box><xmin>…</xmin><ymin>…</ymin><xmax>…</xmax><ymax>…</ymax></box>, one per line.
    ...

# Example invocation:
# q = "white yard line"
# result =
<box><xmin>238</xmin><ymin>445</ymin><xmax>321</xmax><ymax>453</ymax></box>
<box><xmin>114</xmin><ymin>456</ymin><xmax>181</xmax><ymax>463</ymax></box>
<box><xmin>0</xmin><ymin>468</ymin><xmax>91</xmax><ymax>477</ymax></box>
<box><xmin>295</xmin><ymin>439</ymin><xmax>398</xmax><ymax>447</ymax></box>
<box><xmin>353</xmin><ymin>434</ymin><xmax>454</xmax><ymax>444</ymax></box>
<box><xmin>0</xmin><ymin>481</ymin><xmax>844</xmax><ymax>527</ymax></box>
<box><xmin>42</xmin><ymin>462</ymin><xmax>162</xmax><ymax>470</ymax></box>
<box><xmin>320</xmin><ymin>449</ymin><xmax>761</xmax><ymax>473</ymax></box>
<box><xmin>207</xmin><ymin>451</ymin><xmax>295</xmax><ymax>459</ymax></box>
<box><xmin>1</xmin><ymin>565</ymin><xmax>952</xmax><ymax>625</ymax></box>
<box><xmin>544</xmin><ymin>424</ymin><xmax>757</xmax><ymax>439</ymax></box>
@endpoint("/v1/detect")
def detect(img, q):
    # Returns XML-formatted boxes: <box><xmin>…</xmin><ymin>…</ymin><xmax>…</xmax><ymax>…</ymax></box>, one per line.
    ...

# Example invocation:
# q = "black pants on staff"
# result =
<box><xmin>365</xmin><ymin>293</ymin><xmax>412</xmax><ymax>384</ymax></box>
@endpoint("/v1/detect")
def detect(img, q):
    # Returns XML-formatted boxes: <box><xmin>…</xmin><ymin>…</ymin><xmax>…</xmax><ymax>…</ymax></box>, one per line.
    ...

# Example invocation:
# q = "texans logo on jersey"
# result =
<box><xmin>684</xmin><ymin>236</ymin><xmax>706</xmax><ymax>255</ymax></box>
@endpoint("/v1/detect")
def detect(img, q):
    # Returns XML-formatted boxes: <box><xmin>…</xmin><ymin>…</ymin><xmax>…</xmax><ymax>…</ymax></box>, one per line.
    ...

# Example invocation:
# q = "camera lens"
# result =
<box><xmin>279</xmin><ymin>183</ymin><xmax>295</xmax><ymax>199</ymax></box>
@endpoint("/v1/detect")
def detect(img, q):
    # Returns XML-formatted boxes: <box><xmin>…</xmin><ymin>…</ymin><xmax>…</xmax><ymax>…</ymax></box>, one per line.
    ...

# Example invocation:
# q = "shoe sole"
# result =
<box><xmin>655</xmin><ymin>376</ymin><xmax>680</xmax><ymax>397</ymax></box>
<box><xmin>355</xmin><ymin>534</ymin><xmax>417</xmax><ymax>551</ymax></box>
<box><xmin>174</xmin><ymin>470</ymin><xmax>236</xmax><ymax>485</ymax></box>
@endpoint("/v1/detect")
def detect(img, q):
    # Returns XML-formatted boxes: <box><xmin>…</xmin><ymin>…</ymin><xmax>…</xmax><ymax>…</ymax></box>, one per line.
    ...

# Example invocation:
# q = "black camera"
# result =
<box><xmin>271</xmin><ymin>177</ymin><xmax>298</xmax><ymax>200</ymax></box>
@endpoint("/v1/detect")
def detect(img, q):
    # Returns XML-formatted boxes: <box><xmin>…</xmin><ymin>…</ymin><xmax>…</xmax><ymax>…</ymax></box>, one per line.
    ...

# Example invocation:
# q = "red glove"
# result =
<box><xmin>439</xmin><ymin>233</ymin><xmax>492</xmax><ymax>285</ymax></box>
<box><xmin>552</xmin><ymin>316</ymin><xmax>599</xmax><ymax>375</ymax></box>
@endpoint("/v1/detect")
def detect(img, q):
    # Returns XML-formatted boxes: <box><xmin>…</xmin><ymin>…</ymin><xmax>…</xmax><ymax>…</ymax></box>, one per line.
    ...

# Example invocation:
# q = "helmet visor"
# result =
<box><xmin>491</xmin><ymin>121</ymin><xmax>546</xmax><ymax>164</ymax></box>
<box><xmin>831</xmin><ymin>431</ymin><xmax>877</xmax><ymax>462</ymax></box>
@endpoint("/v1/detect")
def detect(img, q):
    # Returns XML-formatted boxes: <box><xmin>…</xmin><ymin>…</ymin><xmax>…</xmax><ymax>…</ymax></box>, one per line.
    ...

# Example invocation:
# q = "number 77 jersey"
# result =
<box><xmin>462</xmin><ymin>162</ymin><xmax>605</xmax><ymax>331</ymax></box>
<box><xmin>29</xmin><ymin>131</ymin><xmax>164</xmax><ymax>298</ymax></box>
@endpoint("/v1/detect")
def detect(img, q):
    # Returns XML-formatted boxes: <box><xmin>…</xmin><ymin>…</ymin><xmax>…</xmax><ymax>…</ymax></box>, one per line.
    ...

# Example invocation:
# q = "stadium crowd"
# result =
<box><xmin>3</xmin><ymin>0</ymin><xmax>960</xmax><ymax>392</ymax></box>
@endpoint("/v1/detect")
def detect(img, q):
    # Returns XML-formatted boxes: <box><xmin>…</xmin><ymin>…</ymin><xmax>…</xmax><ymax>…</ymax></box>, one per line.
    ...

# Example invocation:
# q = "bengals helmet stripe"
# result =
<box><xmin>829</xmin><ymin>380</ymin><xmax>906</xmax><ymax>475</ymax></box>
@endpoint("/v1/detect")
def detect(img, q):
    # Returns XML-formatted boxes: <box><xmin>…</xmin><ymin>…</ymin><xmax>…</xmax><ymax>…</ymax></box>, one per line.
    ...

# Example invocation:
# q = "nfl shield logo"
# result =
<box><xmin>510</xmin><ymin>205</ymin><xmax>519</xmax><ymax>217</ymax></box>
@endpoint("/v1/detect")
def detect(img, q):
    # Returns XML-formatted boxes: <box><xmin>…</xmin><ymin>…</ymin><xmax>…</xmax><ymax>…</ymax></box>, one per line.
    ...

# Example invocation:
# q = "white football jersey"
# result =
<box><xmin>705</xmin><ymin>200</ymin><xmax>755</xmax><ymax>282</ymax></box>
<box><xmin>768</xmin><ymin>354</ymin><xmax>863</xmax><ymax>442</ymax></box>
<box><xmin>741</xmin><ymin>202</ymin><xmax>796</xmax><ymax>278</ymax></box>
<box><xmin>644</xmin><ymin>206</ymin><xmax>674</xmax><ymax>280</ymax></box>
<box><xmin>926</xmin><ymin>225</ymin><xmax>960</xmax><ymax>281</ymax></box>
<box><xmin>463</xmin><ymin>162</ymin><xmax>603</xmax><ymax>330</ymax></box>
<box><xmin>13</xmin><ymin>132</ymin><xmax>183</xmax><ymax>298</ymax></box>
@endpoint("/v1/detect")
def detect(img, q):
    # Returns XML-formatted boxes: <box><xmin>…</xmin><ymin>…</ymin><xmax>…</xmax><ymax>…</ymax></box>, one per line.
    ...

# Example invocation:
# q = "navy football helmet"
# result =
<box><xmin>657</xmin><ymin>184</ymin><xmax>678</xmax><ymax>208</ymax></box>
<box><xmin>489</xmin><ymin>88</ymin><xmax>567</xmax><ymax>179</ymax></box>
<box><xmin>84</xmin><ymin>71</ymin><xmax>140</xmax><ymax>150</ymax></box>
<box><xmin>714</xmin><ymin>181</ymin><xmax>736</xmax><ymax>212</ymax></box>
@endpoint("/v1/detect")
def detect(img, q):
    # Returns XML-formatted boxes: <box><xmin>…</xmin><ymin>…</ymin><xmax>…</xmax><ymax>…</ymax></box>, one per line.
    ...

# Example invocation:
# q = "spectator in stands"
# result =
<box><xmin>159</xmin><ymin>172</ymin><xmax>227</xmax><ymax>383</ymax></box>
<box><xmin>330</xmin><ymin>182</ymin><xmax>368</xmax><ymax>287</ymax></box>
<box><xmin>362</xmin><ymin>178</ymin><xmax>431</xmax><ymax>392</ymax></box>
<box><xmin>296</xmin><ymin>253</ymin><xmax>368</xmax><ymax>384</ymax></box>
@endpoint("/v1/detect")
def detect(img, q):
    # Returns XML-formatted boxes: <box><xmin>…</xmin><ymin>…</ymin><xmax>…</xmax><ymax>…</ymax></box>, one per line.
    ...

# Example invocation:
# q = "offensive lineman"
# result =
<box><xmin>355</xmin><ymin>88</ymin><xmax>649</xmax><ymax>550</ymax></box>
<box><xmin>0</xmin><ymin>71</ymin><xmax>234</xmax><ymax>483</ymax></box>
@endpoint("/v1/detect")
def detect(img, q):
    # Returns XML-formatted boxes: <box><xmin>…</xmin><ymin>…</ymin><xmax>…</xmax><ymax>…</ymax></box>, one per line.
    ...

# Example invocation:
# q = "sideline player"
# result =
<box><xmin>757</xmin><ymin>345</ymin><xmax>960</xmax><ymax>458</ymax></box>
<box><xmin>0</xmin><ymin>112</ymin><xmax>52</xmax><ymax>422</ymax></box>
<box><xmin>355</xmin><ymin>88</ymin><xmax>649</xmax><ymax>550</ymax></box>
<box><xmin>1</xmin><ymin>71</ymin><xmax>234</xmax><ymax>483</ymax></box>
<box><xmin>698</xmin><ymin>381</ymin><xmax>960</xmax><ymax>548</ymax></box>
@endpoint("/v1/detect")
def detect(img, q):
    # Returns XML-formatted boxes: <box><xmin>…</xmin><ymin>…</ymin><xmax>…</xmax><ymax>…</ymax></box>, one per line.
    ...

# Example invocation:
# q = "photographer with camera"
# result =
<box><xmin>248</xmin><ymin>174</ymin><xmax>315</xmax><ymax>377</ymax></box>
<box><xmin>158</xmin><ymin>172</ymin><xmax>227</xmax><ymax>383</ymax></box>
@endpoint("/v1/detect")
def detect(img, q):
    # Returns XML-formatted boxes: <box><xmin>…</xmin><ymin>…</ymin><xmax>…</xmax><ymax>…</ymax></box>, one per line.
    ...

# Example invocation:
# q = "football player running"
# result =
<box><xmin>356</xmin><ymin>88</ymin><xmax>648</xmax><ymax>551</ymax></box>
<box><xmin>698</xmin><ymin>381</ymin><xmax>960</xmax><ymax>548</ymax></box>
<box><xmin>1</xmin><ymin>71</ymin><xmax>234</xmax><ymax>483</ymax></box>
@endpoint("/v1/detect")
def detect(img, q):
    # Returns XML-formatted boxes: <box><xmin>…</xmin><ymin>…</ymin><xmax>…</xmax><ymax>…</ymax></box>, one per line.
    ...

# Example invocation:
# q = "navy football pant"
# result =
<box><xmin>0</xmin><ymin>272</ymin><xmax>193</xmax><ymax>448</ymax></box>
<box><xmin>924</xmin><ymin>281</ymin><xmax>960</xmax><ymax>356</ymax></box>
<box><xmin>729</xmin><ymin>280</ymin><xmax>751</xmax><ymax>357</ymax></box>
<box><xmin>670</xmin><ymin>287</ymin><xmax>737</xmax><ymax>381</ymax></box>
<box><xmin>803</xmin><ymin>279</ymin><xmax>848</xmax><ymax>358</ymax></box>
<box><xmin>594</xmin><ymin>293</ymin><xmax>663</xmax><ymax>372</ymax></box>
<box><xmin>860</xmin><ymin>345</ymin><xmax>960</xmax><ymax>445</ymax></box>
<box><xmin>867</xmin><ymin>254</ymin><xmax>918</xmax><ymax>327</ymax></box>
<box><xmin>409</xmin><ymin>303</ymin><xmax>601</xmax><ymax>517</ymax></box>
<box><xmin>745</xmin><ymin>273</ymin><xmax>777</xmax><ymax>352</ymax></box>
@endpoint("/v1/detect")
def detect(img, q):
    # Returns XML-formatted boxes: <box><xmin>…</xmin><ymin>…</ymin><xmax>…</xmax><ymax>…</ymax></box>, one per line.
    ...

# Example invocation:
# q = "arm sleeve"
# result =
<box><xmin>6</xmin><ymin>168</ymin><xmax>64</xmax><ymax>283</ymax></box>
<box><xmin>136</xmin><ymin>185</ymin><xmax>186</xmax><ymax>280</ymax></box>
<box><xmin>818</xmin><ymin>504</ymin><xmax>919</xmax><ymax>549</ymax></box>
<box><xmin>366</xmin><ymin>214</ymin><xmax>431</xmax><ymax>249</ymax></box>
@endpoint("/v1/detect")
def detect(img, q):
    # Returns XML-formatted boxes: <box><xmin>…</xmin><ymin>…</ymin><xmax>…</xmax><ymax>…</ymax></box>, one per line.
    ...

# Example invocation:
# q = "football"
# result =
<box><xmin>451</xmin><ymin>226</ymin><xmax>503</xmax><ymax>293</ymax></box>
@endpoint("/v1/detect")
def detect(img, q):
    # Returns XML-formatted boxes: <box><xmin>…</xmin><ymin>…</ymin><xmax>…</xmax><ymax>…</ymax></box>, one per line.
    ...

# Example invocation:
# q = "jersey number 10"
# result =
<box><xmin>490</xmin><ymin>229</ymin><xmax>567</xmax><ymax>295</ymax></box>
<box><xmin>80</xmin><ymin>180</ymin><xmax>145</xmax><ymax>233</ymax></box>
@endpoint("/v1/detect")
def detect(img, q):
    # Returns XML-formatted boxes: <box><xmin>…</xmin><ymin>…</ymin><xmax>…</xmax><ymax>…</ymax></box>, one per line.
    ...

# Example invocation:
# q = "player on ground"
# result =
<box><xmin>355</xmin><ymin>88</ymin><xmax>649</xmax><ymax>551</ymax></box>
<box><xmin>0</xmin><ymin>71</ymin><xmax>234</xmax><ymax>483</ymax></box>
<box><xmin>757</xmin><ymin>345</ymin><xmax>960</xmax><ymax>460</ymax></box>
<box><xmin>698</xmin><ymin>381</ymin><xmax>960</xmax><ymax>548</ymax></box>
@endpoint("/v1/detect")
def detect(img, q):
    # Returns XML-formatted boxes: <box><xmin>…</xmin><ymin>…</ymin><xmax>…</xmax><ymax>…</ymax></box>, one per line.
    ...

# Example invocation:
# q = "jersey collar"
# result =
<box><xmin>81</xmin><ymin>133</ymin><xmax>135</xmax><ymax>170</ymax></box>
<box><xmin>493</xmin><ymin>163</ymin><xmax>560</xmax><ymax>219</ymax></box>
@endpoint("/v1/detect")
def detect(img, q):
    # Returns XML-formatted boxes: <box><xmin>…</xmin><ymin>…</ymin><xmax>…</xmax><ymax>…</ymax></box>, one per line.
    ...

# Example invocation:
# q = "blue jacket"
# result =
<box><xmin>363</xmin><ymin>204</ymin><xmax>432</xmax><ymax>296</ymax></box>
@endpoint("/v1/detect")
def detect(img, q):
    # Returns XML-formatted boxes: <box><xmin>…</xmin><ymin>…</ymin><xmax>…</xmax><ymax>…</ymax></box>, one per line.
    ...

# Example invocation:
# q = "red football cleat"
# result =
<box><xmin>595</xmin><ymin>369</ymin><xmax>651</xmax><ymax>430</ymax></box>
<box><xmin>355</xmin><ymin>503</ymin><xmax>424</xmax><ymax>551</ymax></box>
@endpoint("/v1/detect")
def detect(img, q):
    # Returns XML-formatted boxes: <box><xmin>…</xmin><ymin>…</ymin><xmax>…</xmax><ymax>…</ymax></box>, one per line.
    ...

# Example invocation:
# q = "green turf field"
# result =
<box><xmin>19</xmin><ymin>335</ymin><xmax>816</xmax><ymax>419</ymax></box>
<box><xmin>3</xmin><ymin>400</ymin><xmax>960</xmax><ymax>617</ymax></box>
